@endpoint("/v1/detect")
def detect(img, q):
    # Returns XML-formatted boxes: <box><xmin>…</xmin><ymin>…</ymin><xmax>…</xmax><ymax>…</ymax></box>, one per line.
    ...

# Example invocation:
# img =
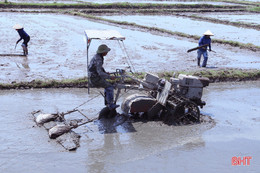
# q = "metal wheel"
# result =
<box><xmin>173</xmin><ymin>101</ymin><xmax>200</xmax><ymax>124</ymax></box>
<box><xmin>121</xmin><ymin>94</ymin><xmax>157</xmax><ymax>114</ymax></box>
<box><xmin>164</xmin><ymin>100</ymin><xmax>200</xmax><ymax>125</ymax></box>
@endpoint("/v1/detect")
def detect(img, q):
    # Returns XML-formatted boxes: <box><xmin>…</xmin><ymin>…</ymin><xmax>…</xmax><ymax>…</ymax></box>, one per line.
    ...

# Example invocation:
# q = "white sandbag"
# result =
<box><xmin>48</xmin><ymin>125</ymin><xmax>71</xmax><ymax>139</ymax></box>
<box><xmin>36</xmin><ymin>114</ymin><xmax>57</xmax><ymax>125</ymax></box>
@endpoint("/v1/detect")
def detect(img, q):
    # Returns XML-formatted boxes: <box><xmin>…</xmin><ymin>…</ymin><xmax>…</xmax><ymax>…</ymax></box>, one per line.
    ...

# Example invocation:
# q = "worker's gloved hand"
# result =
<box><xmin>209</xmin><ymin>49</ymin><xmax>212</xmax><ymax>51</ymax></box>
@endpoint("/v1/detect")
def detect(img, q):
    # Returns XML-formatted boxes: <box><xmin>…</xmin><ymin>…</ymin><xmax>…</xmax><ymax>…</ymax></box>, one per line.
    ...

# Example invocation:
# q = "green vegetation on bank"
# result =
<box><xmin>0</xmin><ymin>2</ymin><xmax>246</xmax><ymax>9</ymax></box>
<box><xmin>0</xmin><ymin>78</ymin><xmax>88</xmax><ymax>90</ymax></box>
<box><xmin>158</xmin><ymin>69</ymin><xmax>260</xmax><ymax>82</ymax></box>
<box><xmin>0</xmin><ymin>69</ymin><xmax>259</xmax><ymax>89</ymax></box>
<box><xmin>249</xmin><ymin>6</ymin><xmax>260</xmax><ymax>12</ymax></box>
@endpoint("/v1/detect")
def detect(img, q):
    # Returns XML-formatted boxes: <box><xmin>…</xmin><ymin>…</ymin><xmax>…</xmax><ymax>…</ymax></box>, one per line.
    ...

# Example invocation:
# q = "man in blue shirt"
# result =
<box><xmin>197</xmin><ymin>30</ymin><xmax>214</xmax><ymax>67</ymax></box>
<box><xmin>13</xmin><ymin>24</ymin><xmax>30</xmax><ymax>56</ymax></box>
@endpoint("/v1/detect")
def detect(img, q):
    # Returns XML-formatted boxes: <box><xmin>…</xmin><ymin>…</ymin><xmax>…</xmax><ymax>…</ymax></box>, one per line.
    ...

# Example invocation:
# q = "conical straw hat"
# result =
<box><xmin>13</xmin><ymin>24</ymin><xmax>23</xmax><ymax>29</ymax></box>
<box><xmin>203</xmin><ymin>30</ymin><xmax>214</xmax><ymax>36</ymax></box>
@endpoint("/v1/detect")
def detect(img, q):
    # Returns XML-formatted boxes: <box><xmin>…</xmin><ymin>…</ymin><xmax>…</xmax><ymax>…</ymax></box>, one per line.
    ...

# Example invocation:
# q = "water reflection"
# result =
<box><xmin>17</xmin><ymin>56</ymin><xmax>30</xmax><ymax>70</ymax></box>
<box><xmin>96</xmin><ymin>115</ymin><xmax>136</xmax><ymax>134</ymax></box>
<box><xmin>88</xmin><ymin>115</ymin><xmax>136</xmax><ymax>172</ymax></box>
<box><xmin>86</xmin><ymin>112</ymin><xmax>214</xmax><ymax>173</ymax></box>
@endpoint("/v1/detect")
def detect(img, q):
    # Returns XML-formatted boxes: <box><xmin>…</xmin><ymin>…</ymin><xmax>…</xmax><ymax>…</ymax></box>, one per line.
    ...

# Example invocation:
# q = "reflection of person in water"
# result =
<box><xmin>15</xmin><ymin>56</ymin><xmax>30</xmax><ymax>70</ymax></box>
<box><xmin>88</xmin><ymin>117</ymin><xmax>136</xmax><ymax>172</ymax></box>
<box><xmin>13</xmin><ymin>24</ymin><xmax>30</xmax><ymax>56</ymax></box>
<box><xmin>21</xmin><ymin>56</ymin><xmax>30</xmax><ymax>69</ymax></box>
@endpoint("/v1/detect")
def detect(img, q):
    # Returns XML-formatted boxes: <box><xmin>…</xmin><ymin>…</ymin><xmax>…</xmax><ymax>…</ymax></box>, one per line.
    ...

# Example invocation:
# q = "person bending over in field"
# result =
<box><xmin>13</xmin><ymin>24</ymin><xmax>30</xmax><ymax>56</ymax></box>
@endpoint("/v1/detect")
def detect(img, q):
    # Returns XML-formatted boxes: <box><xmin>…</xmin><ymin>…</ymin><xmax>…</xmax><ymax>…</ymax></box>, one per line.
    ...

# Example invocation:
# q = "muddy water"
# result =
<box><xmin>1</xmin><ymin>13</ymin><xmax>259</xmax><ymax>83</ymax></box>
<box><xmin>199</xmin><ymin>13</ymin><xmax>260</xmax><ymax>26</ymax></box>
<box><xmin>0</xmin><ymin>81</ymin><xmax>260</xmax><ymax>172</ymax></box>
<box><xmin>102</xmin><ymin>15</ymin><xmax>260</xmax><ymax>46</ymax></box>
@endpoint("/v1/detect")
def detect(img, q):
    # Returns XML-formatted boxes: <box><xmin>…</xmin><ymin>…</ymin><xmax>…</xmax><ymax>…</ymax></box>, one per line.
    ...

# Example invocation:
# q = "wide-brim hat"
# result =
<box><xmin>97</xmin><ymin>44</ymin><xmax>111</xmax><ymax>54</ymax></box>
<box><xmin>13</xmin><ymin>24</ymin><xmax>23</xmax><ymax>29</ymax></box>
<box><xmin>203</xmin><ymin>30</ymin><xmax>214</xmax><ymax>36</ymax></box>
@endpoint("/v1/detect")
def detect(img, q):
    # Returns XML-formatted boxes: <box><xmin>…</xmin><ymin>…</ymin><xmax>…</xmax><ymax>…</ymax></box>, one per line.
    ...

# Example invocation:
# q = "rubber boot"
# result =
<box><xmin>21</xmin><ymin>44</ymin><xmax>26</xmax><ymax>56</ymax></box>
<box><xmin>197</xmin><ymin>58</ymin><xmax>201</xmax><ymax>67</ymax></box>
<box><xmin>202</xmin><ymin>57</ymin><xmax>208</xmax><ymax>67</ymax></box>
<box><xmin>104</xmin><ymin>86</ymin><xmax>119</xmax><ymax>110</ymax></box>
<box><xmin>25</xmin><ymin>47</ymin><xmax>28</xmax><ymax>56</ymax></box>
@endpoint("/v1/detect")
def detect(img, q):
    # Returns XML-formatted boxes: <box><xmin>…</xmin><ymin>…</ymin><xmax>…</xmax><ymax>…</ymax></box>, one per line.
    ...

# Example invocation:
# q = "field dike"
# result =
<box><xmin>0</xmin><ymin>2</ymin><xmax>249</xmax><ymax>9</ymax></box>
<box><xmin>0</xmin><ymin>1</ymin><xmax>259</xmax><ymax>13</ymax></box>
<box><xmin>0</xmin><ymin>69</ymin><xmax>259</xmax><ymax>90</ymax></box>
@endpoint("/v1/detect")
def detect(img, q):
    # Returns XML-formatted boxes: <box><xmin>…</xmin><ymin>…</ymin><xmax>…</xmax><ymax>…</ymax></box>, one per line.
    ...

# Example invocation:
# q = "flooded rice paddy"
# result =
<box><xmin>0</xmin><ymin>81</ymin><xmax>259</xmax><ymax>172</ymax></box>
<box><xmin>198</xmin><ymin>12</ymin><xmax>260</xmax><ymax>26</ymax></box>
<box><xmin>0</xmin><ymin>13</ymin><xmax>259</xmax><ymax>83</ymax></box>
<box><xmin>102</xmin><ymin>15</ymin><xmax>260</xmax><ymax>46</ymax></box>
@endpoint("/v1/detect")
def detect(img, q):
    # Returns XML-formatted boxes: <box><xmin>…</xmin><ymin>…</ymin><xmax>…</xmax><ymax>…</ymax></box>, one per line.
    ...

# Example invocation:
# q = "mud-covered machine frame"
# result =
<box><xmin>85</xmin><ymin>30</ymin><xmax>209</xmax><ymax>124</ymax></box>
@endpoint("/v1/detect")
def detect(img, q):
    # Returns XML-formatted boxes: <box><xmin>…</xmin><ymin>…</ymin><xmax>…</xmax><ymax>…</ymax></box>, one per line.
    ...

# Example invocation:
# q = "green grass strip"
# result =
<box><xmin>0</xmin><ymin>69</ymin><xmax>259</xmax><ymax>89</ymax></box>
<box><xmin>157</xmin><ymin>69</ymin><xmax>260</xmax><ymax>82</ymax></box>
<box><xmin>0</xmin><ymin>2</ymin><xmax>247</xmax><ymax>9</ymax></box>
<box><xmin>0</xmin><ymin>77</ymin><xmax>88</xmax><ymax>90</ymax></box>
<box><xmin>249</xmin><ymin>6</ymin><xmax>260</xmax><ymax>12</ymax></box>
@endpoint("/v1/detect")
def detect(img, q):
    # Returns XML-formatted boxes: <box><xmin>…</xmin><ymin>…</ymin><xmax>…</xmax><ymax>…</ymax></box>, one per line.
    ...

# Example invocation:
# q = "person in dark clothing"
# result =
<box><xmin>13</xmin><ymin>24</ymin><xmax>30</xmax><ymax>56</ymax></box>
<box><xmin>88</xmin><ymin>44</ymin><xmax>119</xmax><ymax>110</ymax></box>
<box><xmin>197</xmin><ymin>30</ymin><xmax>214</xmax><ymax>67</ymax></box>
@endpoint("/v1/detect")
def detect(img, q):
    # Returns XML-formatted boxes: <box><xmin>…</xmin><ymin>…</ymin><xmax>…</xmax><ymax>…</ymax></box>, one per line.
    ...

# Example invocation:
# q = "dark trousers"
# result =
<box><xmin>23</xmin><ymin>36</ymin><xmax>30</xmax><ymax>47</ymax></box>
<box><xmin>90</xmin><ymin>76</ymin><xmax>114</xmax><ymax>107</ymax></box>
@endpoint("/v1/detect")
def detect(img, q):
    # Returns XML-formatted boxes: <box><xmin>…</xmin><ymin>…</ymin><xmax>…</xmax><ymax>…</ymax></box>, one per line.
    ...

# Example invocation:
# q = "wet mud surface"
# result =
<box><xmin>102</xmin><ymin>15</ymin><xmax>260</xmax><ymax>46</ymax></box>
<box><xmin>0</xmin><ymin>12</ymin><xmax>259</xmax><ymax>84</ymax></box>
<box><xmin>0</xmin><ymin>81</ymin><xmax>259</xmax><ymax>172</ymax></box>
<box><xmin>196</xmin><ymin>12</ymin><xmax>260</xmax><ymax>26</ymax></box>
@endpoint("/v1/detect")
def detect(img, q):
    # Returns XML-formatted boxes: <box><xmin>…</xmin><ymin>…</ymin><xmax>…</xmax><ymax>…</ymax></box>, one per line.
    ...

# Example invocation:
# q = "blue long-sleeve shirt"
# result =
<box><xmin>17</xmin><ymin>29</ymin><xmax>29</xmax><ymax>40</ymax></box>
<box><xmin>198</xmin><ymin>35</ymin><xmax>211</xmax><ymax>52</ymax></box>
